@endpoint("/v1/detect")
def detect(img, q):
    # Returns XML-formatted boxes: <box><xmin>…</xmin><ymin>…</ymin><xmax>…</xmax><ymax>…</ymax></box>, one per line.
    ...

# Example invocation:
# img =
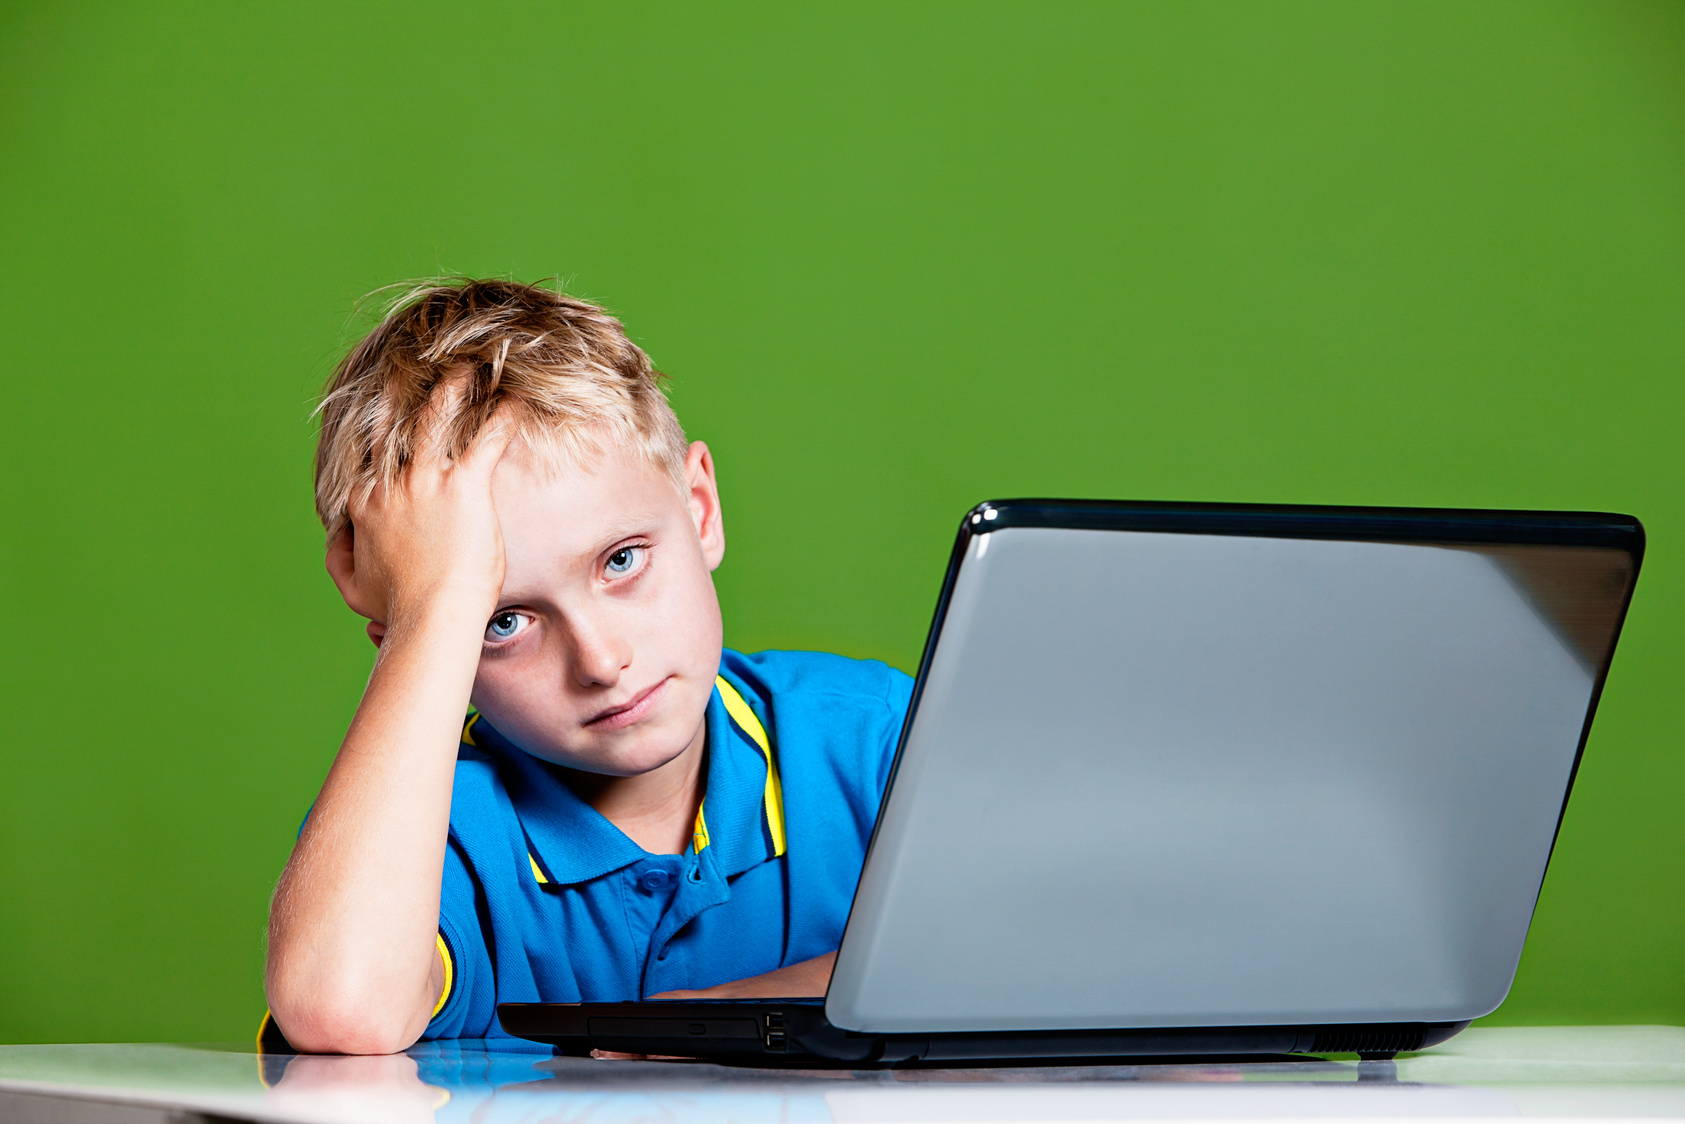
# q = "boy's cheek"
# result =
<box><xmin>467</xmin><ymin>664</ymin><xmax>527</xmax><ymax>730</ymax></box>
<box><xmin>668</xmin><ymin>561</ymin><xmax>726</xmax><ymax>668</ymax></box>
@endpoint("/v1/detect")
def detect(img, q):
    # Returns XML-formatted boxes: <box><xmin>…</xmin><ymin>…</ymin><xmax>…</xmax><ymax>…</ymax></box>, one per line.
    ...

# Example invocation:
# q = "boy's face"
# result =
<box><xmin>467</xmin><ymin>438</ymin><xmax>725</xmax><ymax>777</ymax></box>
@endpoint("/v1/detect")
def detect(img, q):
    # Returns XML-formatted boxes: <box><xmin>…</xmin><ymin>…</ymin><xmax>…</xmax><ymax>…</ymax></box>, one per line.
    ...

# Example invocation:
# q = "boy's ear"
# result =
<box><xmin>684</xmin><ymin>441</ymin><xmax>726</xmax><ymax>571</ymax></box>
<box><xmin>325</xmin><ymin>524</ymin><xmax>386</xmax><ymax>636</ymax></box>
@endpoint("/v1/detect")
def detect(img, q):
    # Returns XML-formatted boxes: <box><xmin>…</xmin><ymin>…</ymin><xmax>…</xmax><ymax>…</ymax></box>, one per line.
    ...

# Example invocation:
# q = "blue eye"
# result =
<box><xmin>606</xmin><ymin>546</ymin><xmax>641</xmax><ymax>575</ymax></box>
<box><xmin>485</xmin><ymin>611</ymin><xmax>529</xmax><ymax>642</ymax></box>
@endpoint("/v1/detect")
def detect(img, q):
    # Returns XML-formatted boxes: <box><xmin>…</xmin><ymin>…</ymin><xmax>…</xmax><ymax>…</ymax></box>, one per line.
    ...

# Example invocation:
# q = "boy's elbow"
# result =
<box><xmin>280</xmin><ymin>1014</ymin><xmax>419</xmax><ymax>1056</ymax></box>
<box><xmin>266</xmin><ymin>977</ymin><xmax>425</xmax><ymax>1055</ymax></box>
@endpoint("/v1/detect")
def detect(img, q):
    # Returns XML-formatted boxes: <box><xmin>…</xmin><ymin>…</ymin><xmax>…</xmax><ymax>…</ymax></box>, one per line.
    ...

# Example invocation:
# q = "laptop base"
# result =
<box><xmin>497</xmin><ymin>1001</ymin><xmax>1468</xmax><ymax>1066</ymax></box>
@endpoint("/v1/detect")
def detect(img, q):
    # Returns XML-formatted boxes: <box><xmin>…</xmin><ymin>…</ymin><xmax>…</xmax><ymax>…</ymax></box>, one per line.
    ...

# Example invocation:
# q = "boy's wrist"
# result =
<box><xmin>385</xmin><ymin>579</ymin><xmax>497</xmax><ymax>637</ymax></box>
<box><xmin>379</xmin><ymin>593</ymin><xmax>491</xmax><ymax>659</ymax></box>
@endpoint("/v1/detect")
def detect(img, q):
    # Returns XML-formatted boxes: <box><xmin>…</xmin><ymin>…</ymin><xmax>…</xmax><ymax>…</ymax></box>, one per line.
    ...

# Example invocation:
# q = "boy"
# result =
<box><xmin>265</xmin><ymin>280</ymin><xmax>913</xmax><ymax>1054</ymax></box>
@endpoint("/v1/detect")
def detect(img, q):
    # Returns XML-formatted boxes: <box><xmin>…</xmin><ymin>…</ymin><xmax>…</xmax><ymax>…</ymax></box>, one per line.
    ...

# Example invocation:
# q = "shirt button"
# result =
<box><xmin>639</xmin><ymin>870</ymin><xmax>670</xmax><ymax>892</ymax></box>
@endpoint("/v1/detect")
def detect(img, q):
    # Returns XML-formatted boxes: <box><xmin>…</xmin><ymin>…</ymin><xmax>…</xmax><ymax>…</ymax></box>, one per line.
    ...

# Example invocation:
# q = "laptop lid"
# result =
<box><xmin>825</xmin><ymin>501</ymin><xmax>1641</xmax><ymax>1036</ymax></box>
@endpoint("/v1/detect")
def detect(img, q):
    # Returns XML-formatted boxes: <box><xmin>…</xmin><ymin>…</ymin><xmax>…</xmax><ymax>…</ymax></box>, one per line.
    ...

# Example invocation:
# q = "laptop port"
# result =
<box><xmin>764</xmin><ymin>1011</ymin><xmax>787</xmax><ymax>1052</ymax></box>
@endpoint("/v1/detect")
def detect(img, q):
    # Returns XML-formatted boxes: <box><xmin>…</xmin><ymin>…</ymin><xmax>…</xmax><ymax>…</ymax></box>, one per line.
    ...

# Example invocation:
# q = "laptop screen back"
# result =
<box><xmin>826</xmin><ymin>520</ymin><xmax>1635</xmax><ymax>1034</ymax></box>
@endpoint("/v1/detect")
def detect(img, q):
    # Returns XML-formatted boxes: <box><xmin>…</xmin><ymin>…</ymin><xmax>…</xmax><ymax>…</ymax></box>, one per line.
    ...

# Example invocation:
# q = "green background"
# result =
<box><xmin>1</xmin><ymin>1</ymin><xmax>1680</xmax><ymax>1044</ymax></box>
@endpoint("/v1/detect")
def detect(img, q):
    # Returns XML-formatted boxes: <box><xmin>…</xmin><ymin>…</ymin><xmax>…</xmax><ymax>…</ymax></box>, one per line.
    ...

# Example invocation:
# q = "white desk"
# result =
<box><xmin>2</xmin><ymin>1026</ymin><xmax>1682</xmax><ymax>1124</ymax></box>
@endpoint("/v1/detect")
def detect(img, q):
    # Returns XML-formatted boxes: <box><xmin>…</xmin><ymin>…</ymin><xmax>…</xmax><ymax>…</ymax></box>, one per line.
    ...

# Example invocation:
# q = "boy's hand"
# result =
<box><xmin>647</xmin><ymin>950</ymin><xmax>837</xmax><ymax>1001</ymax></box>
<box><xmin>327</xmin><ymin>396</ymin><xmax>515</xmax><ymax>637</ymax></box>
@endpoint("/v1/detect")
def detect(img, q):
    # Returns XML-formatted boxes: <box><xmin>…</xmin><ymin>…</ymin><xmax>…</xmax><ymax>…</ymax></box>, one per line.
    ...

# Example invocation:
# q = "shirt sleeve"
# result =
<box><xmin>876</xmin><ymin>665</ymin><xmax>916</xmax><ymax>796</ymax></box>
<box><xmin>422</xmin><ymin>833</ymin><xmax>496</xmax><ymax>1039</ymax></box>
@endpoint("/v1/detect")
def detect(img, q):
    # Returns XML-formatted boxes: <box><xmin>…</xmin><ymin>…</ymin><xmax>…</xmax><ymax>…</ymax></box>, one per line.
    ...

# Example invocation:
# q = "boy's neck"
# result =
<box><xmin>563</xmin><ymin>724</ymin><xmax>707</xmax><ymax>856</ymax></box>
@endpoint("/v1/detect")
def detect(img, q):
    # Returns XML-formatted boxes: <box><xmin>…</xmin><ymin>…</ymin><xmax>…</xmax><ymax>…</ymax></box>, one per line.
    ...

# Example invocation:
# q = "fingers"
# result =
<box><xmin>407</xmin><ymin>380</ymin><xmax>465</xmax><ymax>473</ymax></box>
<box><xmin>456</xmin><ymin>407</ymin><xmax>517</xmax><ymax>477</ymax></box>
<box><xmin>406</xmin><ymin>379</ymin><xmax>513</xmax><ymax>481</ymax></box>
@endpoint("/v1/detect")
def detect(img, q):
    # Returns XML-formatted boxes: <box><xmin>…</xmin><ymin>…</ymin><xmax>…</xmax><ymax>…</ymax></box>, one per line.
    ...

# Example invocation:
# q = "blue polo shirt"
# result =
<box><xmin>424</xmin><ymin>648</ymin><xmax>913</xmax><ymax>1040</ymax></box>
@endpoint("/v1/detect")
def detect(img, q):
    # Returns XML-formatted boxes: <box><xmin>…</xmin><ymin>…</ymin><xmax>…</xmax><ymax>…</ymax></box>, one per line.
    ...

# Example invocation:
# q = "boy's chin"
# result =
<box><xmin>530</xmin><ymin>727</ymin><xmax>699</xmax><ymax>779</ymax></box>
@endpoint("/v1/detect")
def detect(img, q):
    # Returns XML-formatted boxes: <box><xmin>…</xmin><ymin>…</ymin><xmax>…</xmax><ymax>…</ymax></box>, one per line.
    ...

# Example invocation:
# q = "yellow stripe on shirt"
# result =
<box><xmin>693</xmin><ymin>800</ymin><xmax>711</xmax><ymax>853</ymax></box>
<box><xmin>432</xmin><ymin>932</ymin><xmax>454</xmax><ymax>1018</ymax></box>
<box><xmin>715</xmin><ymin>676</ymin><xmax>787</xmax><ymax>857</ymax></box>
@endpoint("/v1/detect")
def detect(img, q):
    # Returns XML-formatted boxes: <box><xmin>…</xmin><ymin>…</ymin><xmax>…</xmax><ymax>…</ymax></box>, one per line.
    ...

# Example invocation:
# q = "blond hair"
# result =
<box><xmin>313</xmin><ymin>278</ymin><xmax>687</xmax><ymax>542</ymax></box>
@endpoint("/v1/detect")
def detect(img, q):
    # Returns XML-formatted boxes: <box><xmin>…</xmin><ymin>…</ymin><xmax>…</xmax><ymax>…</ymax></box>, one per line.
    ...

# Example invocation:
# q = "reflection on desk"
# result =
<box><xmin>1</xmin><ymin>1026</ymin><xmax>1682</xmax><ymax>1124</ymax></box>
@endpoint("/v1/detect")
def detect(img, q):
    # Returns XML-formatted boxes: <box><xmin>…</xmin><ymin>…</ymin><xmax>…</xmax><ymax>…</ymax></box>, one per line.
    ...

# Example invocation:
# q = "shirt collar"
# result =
<box><xmin>467</xmin><ymin>673</ymin><xmax>785</xmax><ymax>886</ymax></box>
<box><xmin>471</xmin><ymin>717</ymin><xmax>645</xmax><ymax>885</ymax></box>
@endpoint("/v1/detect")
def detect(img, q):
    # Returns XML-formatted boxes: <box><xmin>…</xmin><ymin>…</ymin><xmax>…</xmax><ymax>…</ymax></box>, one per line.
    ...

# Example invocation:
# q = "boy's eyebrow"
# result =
<box><xmin>572</xmin><ymin>512</ymin><xmax>667</xmax><ymax>558</ymax></box>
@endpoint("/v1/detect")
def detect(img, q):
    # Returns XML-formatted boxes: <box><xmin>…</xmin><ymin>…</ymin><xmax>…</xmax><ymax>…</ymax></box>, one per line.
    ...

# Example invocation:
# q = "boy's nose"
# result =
<box><xmin>569</xmin><ymin>622</ymin><xmax>630</xmax><ymax>688</ymax></box>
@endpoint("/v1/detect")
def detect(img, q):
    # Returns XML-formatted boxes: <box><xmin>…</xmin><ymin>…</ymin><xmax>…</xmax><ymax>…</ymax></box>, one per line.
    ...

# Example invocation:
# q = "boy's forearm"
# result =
<box><xmin>267</xmin><ymin>605</ymin><xmax>484</xmax><ymax>1053</ymax></box>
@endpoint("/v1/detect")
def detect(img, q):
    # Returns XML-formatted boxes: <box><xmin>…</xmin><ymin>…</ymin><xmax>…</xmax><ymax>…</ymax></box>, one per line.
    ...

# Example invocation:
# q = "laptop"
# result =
<box><xmin>498</xmin><ymin>499</ymin><xmax>1643</xmax><ymax>1064</ymax></box>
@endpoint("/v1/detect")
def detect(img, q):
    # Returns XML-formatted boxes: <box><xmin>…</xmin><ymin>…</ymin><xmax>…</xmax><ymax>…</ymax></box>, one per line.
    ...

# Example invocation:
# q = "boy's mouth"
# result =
<box><xmin>583</xmin><ymin>677</ymin><xmax>670</xmax><ymax>731</ymax></box>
